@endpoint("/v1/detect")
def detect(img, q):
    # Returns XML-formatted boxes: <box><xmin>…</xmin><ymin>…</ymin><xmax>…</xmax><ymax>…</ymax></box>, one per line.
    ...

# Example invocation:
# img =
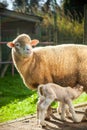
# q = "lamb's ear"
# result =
<box><xmin>31</xmin><ymin>39</ymin><xmax>39</xmax><ymax>46</ymax></box>
<box><xmin>7</xmin><ymin>42</ymin><xmax>15</xmax><ymax>48</ymax></box>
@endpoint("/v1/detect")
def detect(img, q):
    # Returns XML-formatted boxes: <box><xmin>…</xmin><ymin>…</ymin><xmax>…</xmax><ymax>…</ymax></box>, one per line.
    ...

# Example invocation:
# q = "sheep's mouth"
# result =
<box><xmin>25</xmin><ymin>50</ymin><xmax>32</xmax><ymax>55</ymax></box>
<box><xmin>22</xmin><ymin>52</ymin><xmax>32</xmax><ymax>57</ymax></box>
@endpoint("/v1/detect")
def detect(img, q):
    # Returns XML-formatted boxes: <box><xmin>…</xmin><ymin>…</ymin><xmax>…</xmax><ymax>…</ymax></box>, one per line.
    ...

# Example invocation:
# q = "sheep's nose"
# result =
<box><xmin>26</xmin><ymin>48</ymin><xmax>29</xmax><ymax>51</ymax></box>
<box><xmin>24</xmin><ymin>47</ymin><xmax>29</xmax><ymax>51</ymax></box>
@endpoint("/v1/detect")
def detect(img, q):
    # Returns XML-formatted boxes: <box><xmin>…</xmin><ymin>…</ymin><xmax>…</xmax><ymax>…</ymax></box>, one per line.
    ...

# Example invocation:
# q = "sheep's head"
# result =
<box><xmin>7</xmin><ymin>34</ymin><xmax>39</xmax><ymax>57</ymax></box>
<box><xmin>74</xmin><ymin>84</ymin><xmax>83</xmax><ymax>93</ymax></box>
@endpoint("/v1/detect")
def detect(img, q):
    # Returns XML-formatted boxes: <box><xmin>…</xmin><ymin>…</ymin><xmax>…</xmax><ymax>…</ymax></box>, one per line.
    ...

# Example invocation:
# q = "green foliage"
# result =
<box><xmin>57</xmin><ymin>16</ymin><xmax>84</xmax><ymax>43</ymax></box>
<box><xmin>12</xmin><ymin>0</ymin><xmax>84</xmax><ymax>43</ymax></box>
<box><xmin>62</xmin><ymin>0</ymin><xmax>87</xmax><ymax>21</ymax></box>
<box><xmin>40</xmin><ymin>11</ymin><xmax>84</xmax><ymax>43</ymax></box>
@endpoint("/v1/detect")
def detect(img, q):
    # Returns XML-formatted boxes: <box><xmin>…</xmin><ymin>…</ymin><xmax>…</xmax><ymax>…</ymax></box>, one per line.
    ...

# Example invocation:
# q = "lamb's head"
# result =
<box><xmin>74</xmin><ymin>84</ymin><xmax>83</xmax><ymax>93</ymax></box>
<box><xmin>7</xmin><ymin>34</ymin><xmax>39</xmax><ymax>57</ymax></box>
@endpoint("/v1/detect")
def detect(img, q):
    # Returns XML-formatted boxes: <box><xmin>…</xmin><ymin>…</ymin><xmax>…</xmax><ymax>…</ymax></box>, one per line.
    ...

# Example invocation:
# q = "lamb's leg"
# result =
<box><xmin>61</xmin><ymin>103</ymin><xmax>66</xmax><ymax>121</ymax></box>
<box><xmin>57</xmin><ymin>102</ymin><xmax>72</xmax><ymax>118</ymax></box>
<box><xmin>38</xmin><ymin>97</ymin><xmax>54</xmax><ymax>126</ymax></box>
<box><xmin>57</xmin><ymin>102</ymin><xmax>62</xmax><ymax>114</ymax></box>
<box><xmin>65</xmin><ymin>105</ymin><xmax>72</xmax><ymax>118</ymax></box>
<box><xmin>38</xmin><ymin>107</ymin><xmax>46</xmax><ymax>126</ymax></box>
<box><xmin>67</xmin><ymin>99</ymin><xmax>79</xmax><ymax>122</ymax></box>
<box><xmin>37</xmin><ymin>101</ymin><xmax>41</xmax><ymax>122</ymax></box>
<box><xmin>45</xmin><ymin>106</ymin><xmax>52</xmax><ymax>120</ymax></box>
<box><xmin>37</xmin><ymin>96</ymin><xmax>45</xmax><ymax>121</ymax></box>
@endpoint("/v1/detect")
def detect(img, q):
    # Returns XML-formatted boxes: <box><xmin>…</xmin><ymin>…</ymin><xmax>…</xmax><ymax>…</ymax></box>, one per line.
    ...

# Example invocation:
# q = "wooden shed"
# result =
<box><xmin>0</xmin><ymin>5</ymin><xmax>42</xmax><ymax>41</ymax></box>
<box><xmin>0</xmin><ymin>3</ymin><xmax>42</xmax><ymax>77</ymax></box>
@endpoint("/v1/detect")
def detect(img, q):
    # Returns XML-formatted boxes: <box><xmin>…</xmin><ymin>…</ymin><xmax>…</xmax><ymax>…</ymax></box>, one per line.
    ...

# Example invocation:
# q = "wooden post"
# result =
<box><xmin>0</xmin><ymin>16</ymin><xmax>2</xmax><ymax>69</ymax></box>
<box><xmin>84</xmin><ymin>4</ymin><xmax>87</xmax><ymax>44</ymax></box>
<box><xmin>1</xmin><ymin>55</ymin><xmax>12</xmax><ymax>77</ymax></box>
<box><xmin>52</xmin><ymin>0</ymin><xmax>58</xmax><ymax>45</ymax></box>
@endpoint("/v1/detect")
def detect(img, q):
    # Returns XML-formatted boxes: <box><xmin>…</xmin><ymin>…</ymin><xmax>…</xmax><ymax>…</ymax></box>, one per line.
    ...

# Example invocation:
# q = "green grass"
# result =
<box><xmin>0</xmin><ymin>74</ymin><xmax>87</xmax><ymax>123</ymax></box>
<box><xmin>0</xmin><ymin>74</ymin><xmax>38</xmax><ymax>122</ymax></box>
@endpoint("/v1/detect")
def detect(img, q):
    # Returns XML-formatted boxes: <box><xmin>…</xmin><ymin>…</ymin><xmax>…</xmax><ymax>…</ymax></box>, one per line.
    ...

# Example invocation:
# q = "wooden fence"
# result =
<box><xmin>0</xmin><ymin>42</ymin><xmax>14</xmax><ymax>77</ymax></box>
<box><xmin>40</xmin><ymin>25</ymin><xmax>83</xmax><ymax>45</ymax></box>
<box><xmin>84</xmin><ymin>5</ymin><xmax>87</xmax><ymax>44</ymax></box>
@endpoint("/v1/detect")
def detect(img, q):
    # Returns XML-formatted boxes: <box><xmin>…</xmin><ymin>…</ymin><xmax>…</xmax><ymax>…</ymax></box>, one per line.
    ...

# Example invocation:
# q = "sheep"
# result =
<box><xmin>7</xmin><ymin>34</ymin><xmax>87</xmax><ymax>93</ymax></box>
<box><xmin>37</xmin><ymin>83</ymin><xmax>83</xmax><ymax>126</ymax></box>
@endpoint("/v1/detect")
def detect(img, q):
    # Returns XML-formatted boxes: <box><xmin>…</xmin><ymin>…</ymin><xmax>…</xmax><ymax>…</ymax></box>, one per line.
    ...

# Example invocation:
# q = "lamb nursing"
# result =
<box><xmin>37</xmin><ymin>83</ymin><xmax>83</xmax><ymax>126</ymax></box>
<box><xmin>7</xmin><ymin>34</ymin><xmax>87</xmax><ymax>93</ymax></box>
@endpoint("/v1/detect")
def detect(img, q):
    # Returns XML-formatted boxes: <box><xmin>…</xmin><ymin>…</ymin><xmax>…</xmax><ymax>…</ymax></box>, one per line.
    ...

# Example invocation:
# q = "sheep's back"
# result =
<box><xmin>33</xmin><ymin>44</ymin><xmax>78</xmax><ymax>87</ymax></box>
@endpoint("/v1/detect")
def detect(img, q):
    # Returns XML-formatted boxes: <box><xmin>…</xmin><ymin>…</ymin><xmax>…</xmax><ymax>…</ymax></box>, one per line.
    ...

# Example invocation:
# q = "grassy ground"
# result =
<box><xmin>0</xmin><ymin>74</ymin><xmax>38</xmax><ymax>122</ymax></box>
<box><xmin>0</xmin><ymin>74</ymin><xmax>87</xmax><ymax>123</ymax></box>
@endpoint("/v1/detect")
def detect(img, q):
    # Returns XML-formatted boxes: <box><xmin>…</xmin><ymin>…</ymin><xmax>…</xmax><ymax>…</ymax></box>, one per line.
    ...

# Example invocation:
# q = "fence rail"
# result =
<box><xmin>0</xmin><ymin>42</ymin><xmax>14</xmax><ymax>77</ymax></box>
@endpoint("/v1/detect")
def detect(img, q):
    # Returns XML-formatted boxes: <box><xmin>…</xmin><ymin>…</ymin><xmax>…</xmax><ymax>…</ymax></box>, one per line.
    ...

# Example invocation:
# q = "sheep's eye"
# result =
<box><xmin>16</xmin><ymin>43</ymin><xmax>20</xmax><ymax>47</ymax></box>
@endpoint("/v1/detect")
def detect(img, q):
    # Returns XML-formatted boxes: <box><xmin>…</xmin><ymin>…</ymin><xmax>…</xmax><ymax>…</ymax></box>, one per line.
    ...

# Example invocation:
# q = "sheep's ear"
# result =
<box><xmin>7</xmin><ymin>42</ymin><xmax>15</xmax><ymax>48</ymax></box>
<box><xmin>31</xmin><ymin>39</ymin><xmax>39</xmax><ymax>46</ymax></box>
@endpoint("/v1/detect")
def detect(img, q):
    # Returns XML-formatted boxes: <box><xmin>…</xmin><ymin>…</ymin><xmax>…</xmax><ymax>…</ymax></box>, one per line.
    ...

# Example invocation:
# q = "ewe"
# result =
<box><xmin>7</xmin><ymin>34</ymin><xmax>87</xmax><ymax>93</ymax></box>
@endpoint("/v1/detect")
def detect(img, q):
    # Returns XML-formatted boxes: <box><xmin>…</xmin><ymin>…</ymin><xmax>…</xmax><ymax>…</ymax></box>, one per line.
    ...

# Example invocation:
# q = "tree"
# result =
<box><xmin>13</xmin><ymin>0</ymin><xmax>42</xmax><ymax>13</ymax></box>
<box><xmin>0</xmin><ymin>0</ymin><xmax>8</xmax><ymax>8</ymax></box>
<box><xmin>13</xmin><ymin>0</ymin><xmax>29</xmax><ymax>7</ymax></box>
<box><xmin>62</xmin><ymin>0</ymin><xmax>87</xmax><ymax>22</ymax></box>
<box><xmin>30</xmin><ymin>0</ymin><xmax>39</xmax><ymax>6</ymax></box>
<box><xmin>13</xmin><ymin>0</ymin><xmax>28</xmax><ymax>11</ymax></box>
<box><xmin>13</xmin><ymin>0</ymin><xmax>59</xmax><ymax>15</ymax></box>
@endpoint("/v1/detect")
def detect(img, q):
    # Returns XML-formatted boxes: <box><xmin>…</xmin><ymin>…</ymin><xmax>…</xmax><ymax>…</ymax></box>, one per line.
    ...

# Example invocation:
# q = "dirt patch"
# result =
<box><xmin>0</xmin><ymin>104</ymin><xmax>87</xmax><ymax>130</ymax></box>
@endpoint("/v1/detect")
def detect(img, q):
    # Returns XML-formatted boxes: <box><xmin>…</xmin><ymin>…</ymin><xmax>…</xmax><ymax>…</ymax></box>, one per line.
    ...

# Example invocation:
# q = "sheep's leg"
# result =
<box><xmin>57</xmin><ymin>102</ymin><xmax>72</xmax><ymax>118</ymax></box>
<box><xmin>37</xmin><ymin>101</ymin><xmax>40</xmax><ymax>121</ymax></box>
<box><xmin>37</xmin><ymin>100</ymin><xmax>46</xmax><ymax>126</ymax></box>
<box><xmin>45</xmin><ymin>106</ymin><xmax>52</xmax><ymax>120</ymax></box>
<box><xmin>67</xmin><ymin>99</ymin><xmax>79</xmax><ymax>122</ymax></box>
<box><xmin>38</xmin><ymin>97</ymin><xmax>54</xmax><ymax>126</ymax></box>
<box><xmin>57</xmin><ymin>102</ymin><xmax>61</xmax><ymax>114</ymax></box>
<box><xmin>65</xmin><ymin>105</ymin><xmax>72</xmax><ymax>118</ymax></box>
<box><xmin>57</xmin><ymin>102</ymin><xmax>66</xmax><ymax>115</ymax></box>
<box><xmin>39</xmin><ymin>107</ymin><xmax>46</xmax><ymax>126</ymax></box>
<box><xmin>61</xmin><ymin>103</ymin><xmax>66</xmax><ymax>121</ymax></box>
<box><xmin>37</xmin><ymin>97</ymin><xmax>45</xmax><ymax>125</ymax></box>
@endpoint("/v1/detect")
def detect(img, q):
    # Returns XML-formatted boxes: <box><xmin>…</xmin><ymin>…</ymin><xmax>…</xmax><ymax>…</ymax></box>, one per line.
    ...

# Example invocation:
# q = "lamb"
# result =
<box><xmin>37</xmin><ymin>83</ymin><xmax>83</xmax><ymax>126</ymax></box>
<box><xmin>7</xmin><ymin>34</ymin><xmax>87</xmax><ymax>93</ymax></box>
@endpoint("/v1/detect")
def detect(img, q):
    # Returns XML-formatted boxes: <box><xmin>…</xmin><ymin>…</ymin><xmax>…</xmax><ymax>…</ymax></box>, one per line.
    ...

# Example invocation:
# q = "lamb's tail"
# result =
<box><xmin>38</xmin><ymin>84</ymin><xmax>44</xmax><ymax>97</ymax></box>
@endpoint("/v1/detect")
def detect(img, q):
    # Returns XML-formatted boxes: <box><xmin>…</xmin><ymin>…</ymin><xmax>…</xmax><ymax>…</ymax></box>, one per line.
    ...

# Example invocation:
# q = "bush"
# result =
<box><xmin>40</xmin><ymin>11</ymin><xmax>84</xmax><ymax>44</ymax></box>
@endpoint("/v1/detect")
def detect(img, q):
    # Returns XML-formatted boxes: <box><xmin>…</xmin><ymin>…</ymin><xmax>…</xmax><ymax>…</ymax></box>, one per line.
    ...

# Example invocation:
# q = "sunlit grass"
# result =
<box><xmin>0</xmin><ymin>74</ymin><xmax>38</xmax><ymax>122</ymax></box>
<box><xmin>73</xmin><ymin>92</ymin><xmax>87</xmax><ymax>104</ymax></box>
<box><xmin>0</xmin><ymin>94</ymin><xmax>37</xmax><ymax>122</ymax></box>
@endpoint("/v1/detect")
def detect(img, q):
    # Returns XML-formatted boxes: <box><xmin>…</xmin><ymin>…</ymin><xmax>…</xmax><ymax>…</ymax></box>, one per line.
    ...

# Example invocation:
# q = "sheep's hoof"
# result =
<box><xmin>45</xmin><ymin>116</ymin><xmax>51</xmax><ymax>121</ymax></box>
<box><xmin>62</xmin><ymin>119</ymin><xmax>66</xmax><ymax>122</ymax></box>
<box><xmin>73</xmin><ymin>118</ymin><xmax>80</xmax><ymax>123</ymax></box>
<box><xmin>40</xmin><ymin>122</ymin><xmax>47</xmax><ymax>127</ymax></box>
<box><xmin>61</xmin><ymin>117</ymin><xmax>66</xmax><ymax>122</ymax></box>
